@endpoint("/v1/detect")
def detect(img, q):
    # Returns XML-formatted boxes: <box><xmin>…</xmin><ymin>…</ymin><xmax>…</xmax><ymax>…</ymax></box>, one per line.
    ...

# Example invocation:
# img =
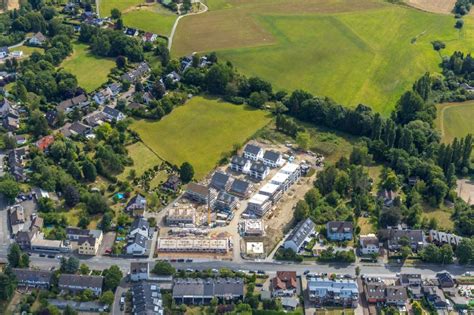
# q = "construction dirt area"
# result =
<box><xmin>405</xmin><ymin>0</ymin><xmax>456</xmax><ymax>14</ymax></box>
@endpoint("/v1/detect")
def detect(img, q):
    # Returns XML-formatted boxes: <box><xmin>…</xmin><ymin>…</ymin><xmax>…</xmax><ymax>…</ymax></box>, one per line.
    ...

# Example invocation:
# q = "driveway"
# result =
<box><xmin>112</xmin><ymin>281</ymin><xmax>128</xmax><ymax>315</ymax></box>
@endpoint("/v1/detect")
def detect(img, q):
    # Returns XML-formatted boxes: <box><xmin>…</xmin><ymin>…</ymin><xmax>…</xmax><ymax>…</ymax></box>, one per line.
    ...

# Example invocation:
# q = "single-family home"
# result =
<box><xmin>126</xmin><ymin>233</ymin><xmax>149</xmax><ymax>256</ymax></box>
<box><xmin>262</xmin><ymin>150</ymin><xmax>284</xmax><ymax>168</ymax></box>
<box><xmin>422</xmin><ymin>285</ymin><xmax>448</xmax><ymax>309</ymax></box>
<box><xmin>271</xmin><ymin>271</ymin><xmax>297</xmax><ymax>297</ymax></box>
<box><xmin>162</xmin><ymin>175</ymin><xmax>181</xmax><ymax>192</ymax></box>
<box><xmin>185</xmin><ymin>183</ymin><xmax>217</xmax><ymax>205</ymax></box>
<box><xmin>0</xmin><ymin>47</ymin><xmax>9</xmax><ymax>58</ymax></box>
<box><xmin>249</xmin><ymin>162</ymin><xmax>269</xmax><ymax>181</ymax></box>
<box><xmin>45</xmin><ymin>110</ymin><xmax>59</xmax><ymax>127</ymax></box>
<box><xmin>125</xmin><ymin>194</ymin><xmax>147</xmax><ymax>217</ymax></box>
<box><xmin>129</xmin><ymin>217</ymin><xmax>151</xmax><ymax>239</ymax></box>
<box><xmin>12</xmin><ymin>268</ymin><xmax>53</xmax><ymax>289</ymax></box>
<box><xmin>78</xmin><ymin>236</ymin><xmax>100</xmax><ymax>256</ymax></box>
<box><xmin>243</xmin><ymin>144</ymin><xmax>264</xmax><ymax>161</ymax></box>
<box><xmin>210</xmin><ymin>172</ymin><xmax>232</xmax><ymax>191</ymax></box>
<box><xmin>359</xmin><ymin>234</ymin><xmax>379</xmax><ymax>255</ymax></box>
<box><xmin>364</xmin><ymin>282</ymin><xmax>386</xmax><ymax>304</ymax></box>
<box><xmin>436</xmin><ymin>271</ymin><xmax>455</xmax><ymax>288</ymax></box>
<box><xmin>102</xmin><ymin>106</ymin><xmax>125</xmax><ymax>122</ymax></box>
<box><xmin>130</xmin><ymin>262</ymin><xmax>149</xmax><ymax>282</ymax></box>
<box><xmin>283</xmin><ymin>218</ymin><xmax>315</xmax><ymax>253</ymax></box>
<box><xmin>385</xmin><ymin>286</ymin><xmax>408</xmax><ymax>306</ymax></box>
<box><xmin>378</xmin><ymin>189</ymin><xmax>400</xmax><ymax>207</ymax></box>
<box><xmin>230</xmin><ymin>156</ymin><xmax>251</xmax><ymax>173</ymax></box>
<box><xmin>380</xmin><ymin>228</ymin><xmax>425</xmax><ymax>251</ymax></box>
<box><xmin>29</xmin><ymin>32</ymin><xmax>46</xmax><ymax>46</ymax></box>
<box><xmin>142</xmin><ymin>32</ymin><xmax>158</xmax><ymax>43</ymax></box>
<box><xmin>214</xmin><ymin>191</ymin><xmax>238</xmax><ymax>213</ymax></box>
<box><xmin>58</xmin><ymin>274</ymin><xmax>103</xmax><ymax>296</ymax></box>
<box><xmin>56</xmin><ymin>94</ymin><xmax>88</xmax><ymax>113</ymax></box>
<box><xmin>124</xmin><ymin>27</ymin><xmax>138</xmax><ymax>37</ymax></box>
<box><xmin>326</xmin><ymin>221</ymin><xmax>353</xmax><ymax>241</ymax></box>
<box><xmin>35</xmin><ymin>135</ymin><xmax>55</xmax><ymax>151</ymax></box>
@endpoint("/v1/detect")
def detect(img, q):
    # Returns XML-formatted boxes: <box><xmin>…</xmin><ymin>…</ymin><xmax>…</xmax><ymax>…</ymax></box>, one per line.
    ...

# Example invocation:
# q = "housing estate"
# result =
<box><xmin>283</xmin><ymin>218</ymin><xmax>315</xmax><ymax>253</ymax></box>
<box><xmin>173</xmin><ymin>278</ymin><xmax>244</xmax><ymax>305</ymax></box>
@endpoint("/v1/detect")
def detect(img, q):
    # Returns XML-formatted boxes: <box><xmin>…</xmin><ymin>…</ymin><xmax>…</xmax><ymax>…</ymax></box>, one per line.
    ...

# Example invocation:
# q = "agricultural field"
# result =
<box><xmin>61</xmin><ymin>42</ymin><xmax>115</xmax><ymax>92</ymax></box>
<box><xmin>436</xmin><ymin>101</ymin><xmax>474</xmax><ymax>143</ymax></box>
<box><xmin>98</xmin><ymin>0</ymin><xmax>143</xmax><ymax>17</ymax></box>
<box><xmin>405</xmin><ymin>0</ymin><xmax>456</xmax><ymax>14</ymax></box>
<box><xmin>172</xmin><ymin>0</ymin><xmax>474</xmax><ymax>116</ymax></box>
<box><xmin>131</xmin><ymin>96</ymin><xmax>272</xmax><ymax>179</ymax></box>
<box><xmin>122</xmin><ymin>5</ymin><xmax>177</xmax><ymax>36</ymax></box>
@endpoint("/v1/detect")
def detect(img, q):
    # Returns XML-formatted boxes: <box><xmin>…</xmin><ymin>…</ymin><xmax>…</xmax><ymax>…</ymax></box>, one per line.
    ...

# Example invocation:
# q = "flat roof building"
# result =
<box><xmin>166</xmin><ymin>207</ymin><xmax>196</xmax><ymax>226</ymax></box>
<box><xmin>247</xmin><ymin>193</ymin><xmax>272</xmax><ymax>217</ymax></box>
<box><xmin>157</xmin><ymin>237</ymin><xmax>230</xmax><ymax>254</ymax></box>
<box><xmin>242</xmin><ymin>219</ymin><xmax>265</xmax><ymax>236</ymax></box>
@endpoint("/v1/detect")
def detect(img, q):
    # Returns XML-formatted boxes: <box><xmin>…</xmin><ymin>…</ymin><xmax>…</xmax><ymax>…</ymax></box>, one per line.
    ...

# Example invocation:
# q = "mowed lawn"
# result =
<box><xmin>123</xmin><ymin>6</ymin><xmax>177</xmax><ymax>36</ymax></box>
<box><xmin>61</xmin><ymin>42</ymin><xmax>115</xmax><ymax>92</ymax></box>
<box><xmin>436</xmin><ymin>101</ymin><xmax>474</xmax><ymax>143</ymax></box>
<box><xmin>99</xmin><ymin>0</ymin><xmax>143</xmax><ymax>17</ymax></box>
<box><xmin>172</xmin><ymin>0</ymin><xmax>474</xmax><ymax>116</ymax></box>
<box><xmin>131</xmin><ymin>97</ymin><xmax>272</xmax><ymax>178</ymax></box>
<box><xmin>119</xmin><ymin>142</ymin><xmax>162</xmax><ymax>180</ymax></box>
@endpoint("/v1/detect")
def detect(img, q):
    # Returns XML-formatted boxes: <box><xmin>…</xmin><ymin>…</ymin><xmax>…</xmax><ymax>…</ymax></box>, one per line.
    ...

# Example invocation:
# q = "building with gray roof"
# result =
<box><xmin>229</xmin><ymin>178</ymin><xmax>251</xmax><ymax>198</ymax></box>
<box><xmin>307</xmin><ymin>277</ymin><xmax>359</xmax><ymax>307</ymax></box>
<box><xmin>283</xmin><ymin>218</ymin><xmax>315</xmax><ymax>253</ymax></box>
<box><xmin>210</xmin><ymin>172</ymin><xmax>232</xmax><ymax>191</ymax></box>
<box><xmin>12</xmin><ymin>268</ymin><xmax>53</xmax><ymax>289</ymax></box>
<box><xmin>173</xmin><ymin>278</ymin><xmax>244</xmax><ymax>305</ymax></box>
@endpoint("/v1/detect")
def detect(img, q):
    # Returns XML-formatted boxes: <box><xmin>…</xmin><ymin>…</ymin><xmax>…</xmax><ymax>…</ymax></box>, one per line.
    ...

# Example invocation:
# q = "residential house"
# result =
<box><xmin>29</xmin><ymin>32</ymin><xmax>46</xmax><ymax>45</ymax></box>
<box><xmin>60</xmin><ymin>121</ymin><xmax>92</xmax><ymax>138</ymax></box>
<box><xmin>131</xmin><ymin>282</ymin><xmax>164</xmax><ymax>315</ymax></box>
<box><xmin>399</xmin><ymin>274</ymin><xmax>423</xmax><ymax>299</ymax></box>
<box><xmin>422</xmin><ymin>285</ymin><xmax>448</xmax><ymax>309</ymax></box>
<box><xmin>259</xmin><ymin>183</ymin><xmax>283</xmax><ymax>203</ymax></box>
<box><xmin>385</xmin><ymin>286</ymin><xmax>408</xmax><ymax>306</ymax></box>
<box><xmin>210</xmin><ymin>172</ymin><xmax>232</xmax><ymax>191</ymax></box>
<box><xmin>243</xmin><ymin>144</ymin><xmax>263</xmax><ymax>161</ymax></box>
<box><xmin>364</xmin><ymin>282</ymin><xmax>386</xmax><ymax>304</ymax></box>
<box><xmin>173</xmin><ymin>278</ymin><xmax>244</xmax><ymax>305</ymax></box>
<box><xmin>230</xmin><ymin>156</ymin><xmax>251</xmax><ymax>173</ymax></box>
<box><xmin>214</xmin><ymin>191</ymin><xmax>238</xmax><ymax>213</ymax></box>
<box><xmin>130</xmin><ymin>262</ymin><xmax>149</xmax><ymax>282</ymax></box>
<box><xmin>121</xmin><ymin>62</ymin><xmax>150</xmax><ymax>82</ymax></box>
<box><xmin>166</xmin><ymin>207</ymin><xmax>195</xmax><ymax>226</ymax></box>
<box><xmin>56</xmin><ymin>94</ymin><xmax>88</xmax><ymax>113</ymax></box>
<box><xmin>249</xmin><ymin>162</ymin><xmax>269</xmax><ymax>181</ymax></box>
<box><xmin>83</xmin><ymin>111</ymin><xmax>107</xmax><ymax>127</ymax></box>
<box><xmin>66</xmin><ymin>227</ymin><xmax>103</xmax><ymax>255</ymax></box>
<box><xmin>162</xmin><ymin>175</ymin><xmax>181</xmax><ymax>192</ymax></box>
<box><xmin>124</xmin><ymin>27</ymin><xmax>139</xmax><ymax>37</ymax></box>
<box><xmin>35</xmin><ymin>135</ymin><xmax>55</xmax><ymax>151</ymax></box>
<box><xmin>359</xmin><ymin>234</ymin><xmax>380</xmax><ymax>255</ymax></box>
<box><xmin>126</xmin><ymin>233</ymin><xmax>149</xmax><ymax>256</ymax></box>
<box><xmin>283</xmin><ymin>218</ymin><xmax>315</xmax><ymax>253</ymax></box>
<box><xmin>58</xmin><ymin>274</ymin><xmax>103</xmax><ymax>296</ymax></box>
<box><xmin>10</xmin><ymin>50</ymin><xmax>23</xmax><ymax>58</ymax></box>
<box><xmin>271</xmin><ymin>271</ymin><xmax>297</xmax><ymax>297</ymax></box>
<box><xmin>12</xmin><ymin>268</ymin><xmax>53</xmax><ymax>289</ymax></box>
<box><xmin>66</xmin><ymin>227</ymin><xmax>90</xmax><ymax>241</ymax></box>
<box><xmin>125</xmin><ymin>194</ymin><xmax>147</xmax><ymax>217</ymax></box>
<box><xmin>8</xmin><ymin>147</ymin><xmax>27</xmax><ymax>181</ymax></box>
<box><xmin>326</xmin><ymin>221</ymin><xmax>353</xmax><ymax>241</ymax></box>
<box><xmin>129</xmin><ymin>217</ymin><xmax>151</xmax><ymax>239</ymax></box>
<box><xmin>307</xmin><ymin>277</ymin><xmax>359</xmax><ymax>308</ymax></box>
<box><xmin>380</xmin><ymin>227</ymin><xmax>425</xmax><ymax>251</ymax></box>
<box><xmin>0</xmin><ymin>47</ymin><xmax>9</xmax><ymax>58</ymax></box>
<box><xmin>378</xmin><ymin>189</ymin><xmax>400</xmax><ymax>207</ymax></box>
<box><xmin>142</xmin><ymin>32</ymin><xmax>158</xmax><ymax>43</ymax></box>
<box><xmin>9</xmin><ymin>204</ymin><xmax>25</xmax><ymax>225</ymax></box>
<box><xmin>1</xmin><ymin>99</ymin><xmax>20</xmax><ymax>131</ymax></box>
<box><xmin>14</xmin><ymin>134</ymin><xmax>26</xmax><ymax>146</ymax></box>
<box><xmin>3</xmin><ymin>115</ymin><xmax>19</xmax><ymax>131</ymax></box>
<box><xmin>45</xmin><ymin>110</ymin><xmax>59</xmax><ymax>127</ymax></box>
<box><xmin>102</xmin><ymin>105</ymin><xmax>126</xmax><ymax>122</ymax></box>
<box><xmin>229</xmin><ymin>179</ymin><xmax>251</xmax><ymax>198</ymax></box>
<box><xmin>280</xmin><ymin>297</ymin><xmax>299</xmax><ymax>311</ymax></box>
<box><xmin>185</xmin><ymin>183</ymin><xmax>217</xmax><ymax>204</ymax></box>
<box><xmin>93</xmin><ymin>88</ymin><xmax>113</xmax><ymax>105</ymax></box>
<box><xmin>436</xmin><ymin>271</ymin><xmax>455</xmax><ymax>288</ymax></box>
<box><xmin>429</xmin><ymin>230</ymin><xmax>463</xmax><ymax>247</ymax></box>
<box><xmin>15</xmin><ymin>230</ymin><xmax>37</xmax><ymax>249</ymax></box>
<box><xmin>166</xmin><ymin>71</ymin><xmax>181</xmax><ymax>83</ymax></box>
<box><xmin>247</xmin><ymin>193</ymin><xmax>272</xmax><ymax>217</ymax></box>
<box><xmin>78</xmin><ymin>236</ymin><xmax>100</xmax><ymax>255</ymax></box>
<box><xmin>262</xmin><ymin>150</ymin><xmax>284</xmax><ymax>168</ymax></box>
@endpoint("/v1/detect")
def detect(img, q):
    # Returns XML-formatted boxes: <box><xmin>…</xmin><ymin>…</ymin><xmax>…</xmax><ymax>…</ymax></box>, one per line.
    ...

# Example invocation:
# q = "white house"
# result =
<box><xmin>130</xmin><ymin>262</ymin><xmax>149</xmax><ymax>282</ymax></box>
<box><xmin>126</xmin><ymin>233</ymin><xmax>148</xmax><ymax>255</ymax></box>
<box><xmin>243</xmin><ymin>144</ymin><xmax>264</xmax><ymax>161</ymax></box>
<box><xmin>359</xmin><ymin>234</ymin><xmax>380</xmax><ymax>255</ymax></box>
<box><xmin>262</xmin><ymin>150</ymin><xmax>284</xmax><ymax>168</ymax></box>
<box><xmin>283</xmin><ymin>218</ymin><xmax>315</xmax><ymax>253</ymax></box>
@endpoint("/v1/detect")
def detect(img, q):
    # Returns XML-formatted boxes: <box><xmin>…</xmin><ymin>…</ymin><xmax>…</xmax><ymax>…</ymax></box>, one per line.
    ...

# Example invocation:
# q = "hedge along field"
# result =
<box><xmin>122</xmin><ymin>5</ymin><xmax>177</xmax><ymax>37</ymax></box>
<box><xmin>436</xmin><ymin>101</ymin><xmax>474</xmax><ymax>144</ymax></box>
<box><xmin>172</xmin><ymin>0</ymin><xmax>474</xmax><ymax>116</ymax></box>
<box><xmin>61</xmin><ymin>42</ymin><xmax>115</xmax><ymax>92</ymax></box>
<box><xmin>131</xmin><ymin>96</ymin><xmax>272</xmax><ymax>179</ymax></box>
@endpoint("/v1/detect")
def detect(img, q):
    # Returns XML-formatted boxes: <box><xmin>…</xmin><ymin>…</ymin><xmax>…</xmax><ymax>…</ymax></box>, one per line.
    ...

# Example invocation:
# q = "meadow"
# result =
<box><xmin>119</xmin><ymin>141</ymin><xmax>163</xmax><ymax>181</ymax></box>
<box><xmin>436</xmin><ymin>101</ymin><xmax>474</xmax><ymax>143</ymax></box>
<box><xmin>122</xmin><ymin>5</ymin><xmax>177</xmax><ymax>36</ymax></box>
<box><xmin>131</xmin><ymin>96</ymin><xmax>272</xmax><ymax>178</ymax></box>
<box><xmin>61</xmin><ymin>42</ymin><xmax>115</xmax><ymax>92</ymax></box>
<box><xmin>99</xmin><ymin>0</ymin><xmax>143</xmax><ymax>17</ymax></box>
<box><xmin>173</xmin><ymin>0</ymin><xmax>474</xmax><ymax>116</ymax></box>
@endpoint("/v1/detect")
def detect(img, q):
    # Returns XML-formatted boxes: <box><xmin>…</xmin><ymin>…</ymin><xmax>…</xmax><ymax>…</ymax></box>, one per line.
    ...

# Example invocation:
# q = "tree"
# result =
<box><xmin>247</xmin><ymin>91</ymin><xmax>268</xmax><ymax>108</ymax></box>
<box><xmin>152</xmin><ymin>261</ymin><xmax>175</xmax><ymax>275</ymax></box>
<box><xmin>0</xmin><ymin>177</ymin><xmax>20</xmax><ymax>203</ymax></box>
<box><xmin>29</xmin><ymin>110</ymin><xmax>49</xmax><ymax>137</ymax></box>
<box><xmin>79</xmin><ymin>263</ymin><xmax>91</xmax><ymax>275</ymax></box>
<box><xmin>110</xmin><ymin>8</ymin><xmax>121</xmax><ymax>19</ymax></box>
<box><xmin>179</xmin><ymin>162</ymin><xmax>194</xmax><ymax>183</ymax></box>
<box><xmin>412</xmin><ymin>301</ymin><xmax>423</xmax><ymax>315</ymax></box>
<box><xmin>100</xmin><ymin>290</ymin><xmax>115</xmax><ymax>306</ymax></box>
<box><xmin>86</xmin><ymin>193</ymin><xmax>109</xmax><ymax>215</ymax></box>
<box><xmin>19</xmin><ymin>253</ymin><xmax>29</xmax><ymax>268</ymax></box>
<box><xmin>64</xmin><ymin>185</ymin><xmax>80</xmax><ymax>207</ymax></box>
<box><xmin>294</xmin><ymin>200</ymin><xmax>309</xmax><ymax>222</ymax></box>
<box><xmin>63</xmin><ymin>305</ymin><xmax>78</xmax><ymax>315</ymax></box>
<box><xmin>0</xmin><ymin>272</ymin><xmax>16</xmax><ymax>301</ymax></box>
<box><xmin>60</xmin><ymin>257</ymin><xmax>80</xmax><ymax>274</ymax></box>
<box><xmin>7</xmin><ymin>243</ymin><xmax>22</xmax><ymax>267</ymax></box>
<box><xmin>400</xmin><ymin>245</ymin><xmax>412</xmax><ymax>259</ymax></box>
<box><xmin>103</xmin><ymin>265</ymin><xmax>123</xmax><ymax>292</ymax></box>
<box><xmin>456</xmin><ymin>239</ymin><xmax>474</xmax><ymax>264</ymax></box>
<box><xmin>116</xmin><ymin>55</ymin><xmax>127</xmax><ymax>69</ymax></box>
<box><xmin>82</xmin><ymin>160</ymin><xmax>97</xmax><ymax>182</ymax></box>
<box><xmin>2</xmin><ymin>133</ymin><xmax>16</xmax><ymax>150</ymax></box>
<box><xmin>296</xmin><ymin>131</ymin><xmax>311</xmax><ymax>151</ymax></box>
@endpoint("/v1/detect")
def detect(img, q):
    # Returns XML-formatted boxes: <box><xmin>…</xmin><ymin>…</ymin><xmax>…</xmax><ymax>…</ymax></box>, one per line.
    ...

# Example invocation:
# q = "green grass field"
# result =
<box><xmin>173</xmin><ymin>0</ymin><xmax>474</xmax><ymax>116</ymax></box>
<box><xmin>131</xmin><ymin>96</ymin><xmax>272</xmax><ymax>178</ymax></box>
<box><xmin>119</xmin><ymin>142</ymin><xmax>163</xmax><ymax>180</ymax></box>
<box><xmin>61</xmin><ymin>42</ymin><xmax>115</xmax><ymax>92</ymax></box>
<box><xmin>122</xmin><ymin>5</ymin><xmax>177</xmax><ymax>36</ymax></box>
<box><xmin>99</xmin><ymin>0</ymin><xmax>143</xmax><ymax>17</ymax></box>
<box><xmin>436</xmin><ymin>101</ymin><xmax>474</xmax><ymax>143</ymax></box>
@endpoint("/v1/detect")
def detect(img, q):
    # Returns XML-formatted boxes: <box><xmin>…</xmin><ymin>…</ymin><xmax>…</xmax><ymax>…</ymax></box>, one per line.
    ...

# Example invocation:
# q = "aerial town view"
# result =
<box><xmin>0</xmin><ymin>0</ymin><xmax>474</xmax><ymax>314</ymax></box>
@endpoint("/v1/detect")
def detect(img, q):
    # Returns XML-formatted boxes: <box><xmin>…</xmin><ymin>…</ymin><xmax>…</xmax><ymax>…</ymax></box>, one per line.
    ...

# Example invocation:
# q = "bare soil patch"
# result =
<box><xmin>406</xmin><ymin>0</ymin><xmax>456</xmax><ymax>14</ymax></box>
<box><xmin>457</xmin><ymin>178</ymin><xmax>474</xmax><ymax>205</ymax></box>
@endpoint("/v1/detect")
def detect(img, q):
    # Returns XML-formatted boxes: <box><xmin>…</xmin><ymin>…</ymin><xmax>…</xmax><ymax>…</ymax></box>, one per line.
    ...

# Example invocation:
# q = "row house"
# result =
<box><xmin>283</xmin><ymin>218</ymin><xmax>315</xmax><ymax>253</ymax></box>
<box><xmin>12</xmin><ymin>268</ymin><xmax>52</xmax><ymax>289</ymax></box>
<box><xmin>326</xmin><ymin>221</ymin><xmax>353</xmax><ymax>241</ymax></box>
<box><xmin>307</xmin><ymin>277</ymin><xmax>359</xmax><ymax>308</ymax></box>
<box><xmin>59</xmin><ymin>274</ymin><xmax>103</xmax><ymax>296</ymax></box>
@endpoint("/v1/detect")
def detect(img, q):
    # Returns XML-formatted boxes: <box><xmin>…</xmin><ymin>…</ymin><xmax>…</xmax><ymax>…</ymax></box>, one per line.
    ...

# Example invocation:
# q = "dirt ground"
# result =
<box><xmin>457</xmin><ymin>179</ymin><xmax>474</xmax><ymax>205</ymax></box>
<box><xmin>405</xmin><ymin>0</ymin><xmax>456</xmax><ymax>14</ymax></box>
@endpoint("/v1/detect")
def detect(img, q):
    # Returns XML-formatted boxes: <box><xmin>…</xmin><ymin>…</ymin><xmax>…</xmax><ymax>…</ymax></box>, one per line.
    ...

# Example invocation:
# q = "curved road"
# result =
<box><xmin>167</xmin><ymin>1</ymin><xmax>209</xmax><ymax>51</ymax></box>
